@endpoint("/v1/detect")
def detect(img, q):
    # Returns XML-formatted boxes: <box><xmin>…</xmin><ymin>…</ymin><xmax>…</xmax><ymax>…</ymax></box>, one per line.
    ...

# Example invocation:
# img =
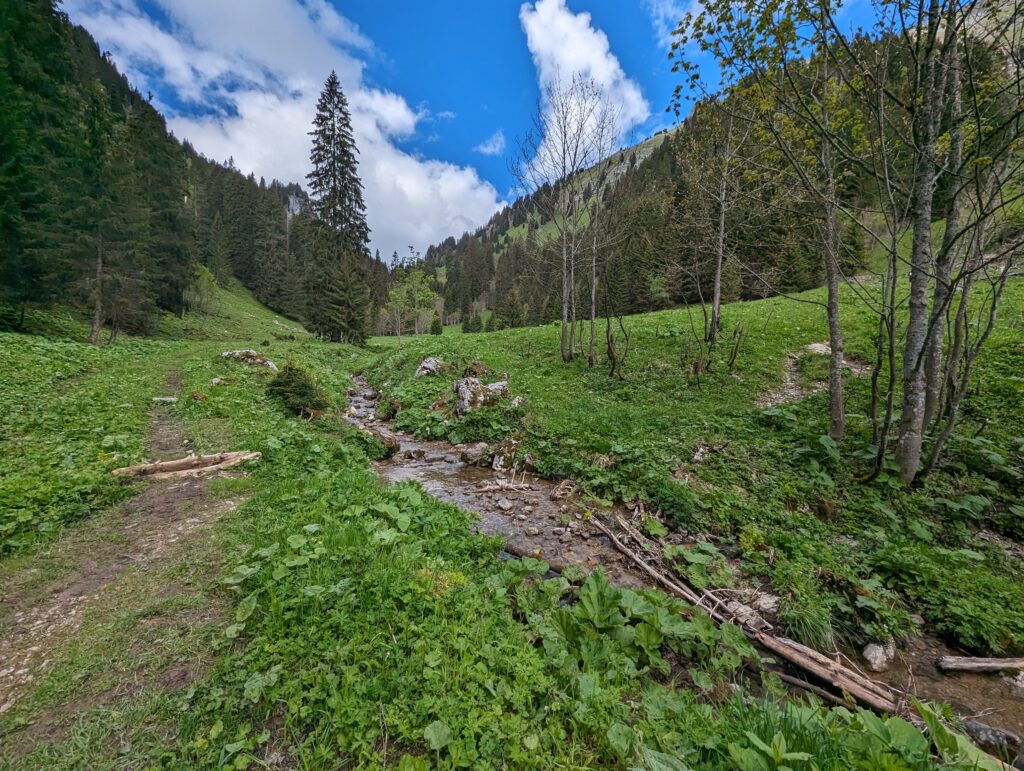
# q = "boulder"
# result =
<box><xmin>497</xmin><ymin>498</ymin><xmax>514</xmax><ymax>512</ymax></box>
<box><xmin>961</xmin><ymin>720</ymin><xmax>1022</xmax><ymax>761</ymax></box>
<box><xmin>862</xmin><ymin>642</ymin><xmax>896</xmax><ymax>672</ymax></box>
<box><xmin>364</xmin><ymin>427</ymin><xmax>399</xmax><ymax>458</ymax></box>
<box><xmin>452</xmin><ymin>378</ymin><xmax>510</xmax><ymax>417</ymax></box>
<box><xmin>463</xmin><ymin>361</ymin><xmax>492</xmax><ymax>378</ymax></box>
<box><xmin>221</xmin><ymin>349</ymin><xmax>279</xmax><ymax>373</ymax></box>
<box><xmin>458</xmin><ymin>442</ymin><xmax>491</xmax><ymax>466</ymax></box>
<box><xmin>415</xmin><ymin>357</ymin><xmax>446</xmax><ymax>378</ymax></box>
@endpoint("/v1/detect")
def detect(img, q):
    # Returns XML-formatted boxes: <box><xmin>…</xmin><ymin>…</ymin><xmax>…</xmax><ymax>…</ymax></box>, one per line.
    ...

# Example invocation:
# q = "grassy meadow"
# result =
<box><xmin>0</xmin><ymin>277</ymin><xmax>1020</xmax><ymax>769</ymax></box>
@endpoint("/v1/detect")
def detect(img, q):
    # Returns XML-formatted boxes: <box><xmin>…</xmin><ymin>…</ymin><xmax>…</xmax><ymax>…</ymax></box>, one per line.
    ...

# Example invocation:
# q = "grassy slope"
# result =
<box><xmin>0</xmin><ymin>280</ymin><xmax>1012</xmax><ymax>769</ymax></box>
<box><xmin>360</xmin><ymin>277</ymin><xmax>1024</xmax><ymax>657</ymax></box>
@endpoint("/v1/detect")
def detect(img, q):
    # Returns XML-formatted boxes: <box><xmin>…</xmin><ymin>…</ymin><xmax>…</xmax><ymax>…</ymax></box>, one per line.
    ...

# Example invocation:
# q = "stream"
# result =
<box><xmin>345</xmin><ymin>376</ymin><xmax>1024</xmax><ymax>750</ymax></box>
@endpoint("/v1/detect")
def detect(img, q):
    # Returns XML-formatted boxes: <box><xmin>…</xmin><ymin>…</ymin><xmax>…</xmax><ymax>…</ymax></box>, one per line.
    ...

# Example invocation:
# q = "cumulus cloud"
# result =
<box><xmin>63</xmin><ymin>0</ymin><xmax>503</xmax><ymax>258</ymax></box>
<box><xmin>474</xmin><ymin>129</ymin><xmax>506</xmax><ymax>156</ymax></box>
<box><xmin>519</xmin><ymin>0</ymin><xmax>649</xmax><ymax>139</ymax></box>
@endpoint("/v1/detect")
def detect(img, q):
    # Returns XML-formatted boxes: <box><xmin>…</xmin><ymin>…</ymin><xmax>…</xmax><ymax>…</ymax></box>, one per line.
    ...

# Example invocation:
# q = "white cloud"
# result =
<box><xmin>474</xmin><ymin>129</ymin><xmax>506</xmax><ymax>156</ymax></box>
<box><xmin>62</xmin><ymin>0</ymin><xmax>503</xmax><ymax>258</ymax></box>
<box><xmin>519</xmin><ymin>0</ymin><xmax>649</xmax><ymax>139</ymax></box>
<box><xmin>643</xmin><ymin>0</ymin><xmax>693</xmax><ymax>50</ymax></box>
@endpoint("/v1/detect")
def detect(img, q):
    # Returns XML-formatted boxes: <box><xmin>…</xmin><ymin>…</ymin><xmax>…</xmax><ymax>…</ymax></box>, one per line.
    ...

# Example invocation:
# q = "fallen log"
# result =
<box><xmin>937</xmin><ymin>656</ymin><xmax>1024</xmax><ymax>674</ymax></box>
<box><xmin>591</xmin><ymin>516</ymin><xmax>900</xmax><ymax>715</ymax></box>
<box><xmin>112</xmin><ymin>451</ymin><xmax>261</xmax><ymax>479</ymax></box>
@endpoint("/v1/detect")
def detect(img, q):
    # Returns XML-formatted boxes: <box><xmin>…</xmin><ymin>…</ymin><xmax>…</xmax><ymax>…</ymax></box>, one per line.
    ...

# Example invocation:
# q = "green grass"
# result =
<box><xmin>0</xmin><ymin>274</ymin><xmax>1019</xmax><ymax>768</ymax></box>
<box><xmin>360</xmin><ymin>277</ymin><xmax>1024</xmax><ymax>656</ymax></box>
<box><xmin>155</xmin><ymin>280</ymin><xmax>310</xmax><ymax>343</ymax></box>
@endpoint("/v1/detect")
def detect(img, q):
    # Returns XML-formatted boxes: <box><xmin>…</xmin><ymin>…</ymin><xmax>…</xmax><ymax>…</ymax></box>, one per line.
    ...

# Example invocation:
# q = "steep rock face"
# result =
<box><xmin>452</xmin><ymin>378</ymin><xmax>509</xmax><ymax>416</ymax></box>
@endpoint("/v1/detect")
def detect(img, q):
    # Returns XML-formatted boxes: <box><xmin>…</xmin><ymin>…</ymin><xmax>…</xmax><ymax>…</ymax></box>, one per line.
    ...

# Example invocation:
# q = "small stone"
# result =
<box><xmin>910</xmin><ymin>613</ymin><xmax>925</xmax><ymax>625</ymax></box>
<box><xmin>1005</xmin><ymin>672</ymin><xmax>1024</xmax><ymax>700</ymax></box>
<box><xmin>552</xmin><ymin>528</ymin><xmax>565</xmax><ymax>535</ymax></box>
<box><xmin>752</xmin><ymin>593</ymin><xmax>780</xmax><ymax>614</ymax></box>
<box><xmin>515</xmin><ymin>514</ymin><xmax>527</xmax><ymax>522</ymax></box>
<box><xmin>862</xmin><ymin>642</ymin><xmax>895</xmax><ymax>672</ymax></box>
<box><xmin>525</xmin><ymin>527</ymin><xmax>540</xmax><ymax>537</ymax></box>
<box><xmin>211</xmin><ymin>377</ymin><xmax>226</xmax><ymax>386</ymax></box>
<box><xmin>497</xmin><ymin>498</ymin><xmax>513</xmax><ymax>512</ymax></box>
<box><xmin>524</xmin><ymin>506</ymin><xmax>534</xmax><ymax>513</ymax></box>
<box><xmin>152</xmin><ymin>396</ymin><xmax>178</xmax><ymax>403</ymax></box>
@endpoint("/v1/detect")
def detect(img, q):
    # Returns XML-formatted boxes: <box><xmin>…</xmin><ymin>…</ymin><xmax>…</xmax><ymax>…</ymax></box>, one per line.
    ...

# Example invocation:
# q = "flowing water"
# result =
<box><xmin>345</xmin><ymin>376</ymin><xmax>1024</xmax><ymax>749</ymax></box>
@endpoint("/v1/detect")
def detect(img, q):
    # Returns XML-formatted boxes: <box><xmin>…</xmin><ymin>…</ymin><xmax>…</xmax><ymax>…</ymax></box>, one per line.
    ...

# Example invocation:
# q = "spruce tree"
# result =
<box><xmin>306</xmin><ymin>71</ymin><xmax>370</xmax><ymax>343</ymax></box>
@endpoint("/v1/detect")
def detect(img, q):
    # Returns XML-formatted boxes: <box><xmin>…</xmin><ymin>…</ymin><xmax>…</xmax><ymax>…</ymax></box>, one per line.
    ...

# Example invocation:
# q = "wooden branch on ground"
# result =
<box><xmin>591</xmin><ymin>516</ymin><xmax>900</xmax><ymax>715</ymax></box>
<box><xmin>937</xmin><ymin>656</ymin><xmax>1024</xmax><ymax>673</ymax></box>
<box><xmin>111</xmin><ymin>452</ymin><xmax>261</xmax><ymax>479</ymax></box>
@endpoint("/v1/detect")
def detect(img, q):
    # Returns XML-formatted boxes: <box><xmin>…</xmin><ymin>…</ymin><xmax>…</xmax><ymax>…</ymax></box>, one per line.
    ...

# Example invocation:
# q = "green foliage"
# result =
<box><xmin>265</xmin><ymin>362</ymin><xmax>328</xmax><ymax>416</ymax></box>
<box><xmin>430</xmin><ymin>315</ymin><xmax>443</xmax><ymax>335</ymax></box>
<box><xmin>359</xmin><ymin>275</ymin><xmax>1024</xmax><ymax>655</ymax></box>
<box><xmin>0</xmin><ymin>333</ymin><xmax>173</xmax><ymax>552</ymax></box>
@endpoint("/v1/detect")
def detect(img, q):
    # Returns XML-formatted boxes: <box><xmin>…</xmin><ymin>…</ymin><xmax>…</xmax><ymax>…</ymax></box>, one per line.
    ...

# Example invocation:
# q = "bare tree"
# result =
<box><xmin>674</xmin><ymin>0</ymin><xmax>1024</xmax><ymax>482</ymax></box>
<box><xmin>513</xmin><ymin>74</ymin><xmax>620</xmax><ymax>362</ymax></box>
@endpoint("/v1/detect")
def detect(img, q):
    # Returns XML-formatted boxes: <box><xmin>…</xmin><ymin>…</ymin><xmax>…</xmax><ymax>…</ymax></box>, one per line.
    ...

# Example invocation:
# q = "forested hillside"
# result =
<box><xmin>0</xmin><ymin>0</ymin><xmax>387</xmax><ymax>342</ymax></box>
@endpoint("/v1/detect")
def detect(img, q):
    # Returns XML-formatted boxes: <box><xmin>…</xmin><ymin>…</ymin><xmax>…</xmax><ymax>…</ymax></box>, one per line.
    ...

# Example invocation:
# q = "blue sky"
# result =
<box><xmin>63</xmin><ymin>0</ymin><xmax>700</xmax><ymax>258</ymax></box>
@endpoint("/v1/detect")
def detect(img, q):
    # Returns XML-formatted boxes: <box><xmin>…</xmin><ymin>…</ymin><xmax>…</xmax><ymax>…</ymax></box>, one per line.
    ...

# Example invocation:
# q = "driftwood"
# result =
<box><xmin>937</xmin><ymin>656</ymin><xmax>1024</xmax><ymax>674</ymax></box>
<box><xmin>112</xmin><ymin>452</ymin><xmax>261</xmax><ymax>479</ymax></box>
<box><xmin>591</xmin><ymin>516</ymin><xmax>901</xmax><ymax>715</ymax></box>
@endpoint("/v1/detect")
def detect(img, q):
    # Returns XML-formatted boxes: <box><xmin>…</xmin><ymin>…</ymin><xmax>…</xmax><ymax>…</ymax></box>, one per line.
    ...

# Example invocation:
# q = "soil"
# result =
<box><xmin>0</xmin><ymin>370</ymin><xmax>242</xmax><ymax>743</ymax></box>
<box><xmin>347</xmin><ymin>375</ymin><xmax>1024</xmax><ymax>747</ymax></box>
<box><xmin>757</xmin><ymin>342</ymin><xmax>872</xmax><ymax>408</ymax></box>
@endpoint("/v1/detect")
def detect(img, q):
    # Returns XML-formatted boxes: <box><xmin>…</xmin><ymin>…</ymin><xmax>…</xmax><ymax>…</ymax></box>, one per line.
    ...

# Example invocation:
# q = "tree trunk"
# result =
<box><xmin>820</xmin><ymin>43</ymin><xmax>845</xmax><ymax>442</ymax></box>
<box><xmin>589</xmin><ymin>232</ymin><xmax>597</xmax><ymax>366</ymax></box>
<box><xmin>923</xmin><ymin>30</ymin><xmax>963</xmax><ymax>431</ymax></box>
<box><xmin>896</xmin><ymin>1</ymin><xmax>943</xmax><ymax>485</ymax></box>
<box><xmin>89</xmin><ymin>238</ymin><xmax>104</xmax><ymax>345</ymax></box>
<box><xmin>561</xmin><ymin>232</ymin><xmax>571</xmax><ymax>362</ymax></box>
<box><xmin>709</xmin><ymin>112</ymin><xmax>732</xmax><ymax>345</ymax></box>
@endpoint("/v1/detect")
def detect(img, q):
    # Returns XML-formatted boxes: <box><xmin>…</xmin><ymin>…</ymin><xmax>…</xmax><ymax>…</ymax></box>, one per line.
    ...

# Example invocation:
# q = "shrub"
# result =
<box><xmin>265</xmin><ymin>362</ymin><xmax>328</xmax><ymax>415</ymax></box>
<box><xmin>462</xmin><ymin>314</ymin><xmax>482</xmax><ymax>333</ymax></box>
<box><xmin>430</xmin><ymin>316</ymin><xmax>443</xmax><ymax>335</ymax></box>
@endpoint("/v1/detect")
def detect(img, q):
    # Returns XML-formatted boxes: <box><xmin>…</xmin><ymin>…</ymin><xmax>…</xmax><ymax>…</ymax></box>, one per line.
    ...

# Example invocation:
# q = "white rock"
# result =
<box><xmin>862</xmin><ymin>642</ymin><xmax>895</xmax><ymax>672</ymax></box>
<box><xmin>497</xmin><ymin>498</ymin><xmax>513</xmax><ymax>512</ymax></box>
<box><xmin>152</xmin><ymin>396</ymin><xmax>178</xmax><ymax>403</ymax></box>
<box><xmin>415</xmin><ymin>357</ymin><xmax>445</xmax><ymax>377</ymax></box>
<box><xmin>752</xmin><ymin>593</ymin><xmax>780</xmax><ymax>614</ymax></box>
<box><xmin>221</xmin><ymin>349</ymin><xmax>278</xmax><ymax>372</ymax></box>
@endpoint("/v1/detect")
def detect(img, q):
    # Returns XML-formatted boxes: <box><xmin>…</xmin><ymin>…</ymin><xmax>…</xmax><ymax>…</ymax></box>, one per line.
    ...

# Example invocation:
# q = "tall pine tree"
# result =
<box><xmin>306</xmin><ymin>71</ymin><xmax>370</xmax><ymax>343</ymax></box>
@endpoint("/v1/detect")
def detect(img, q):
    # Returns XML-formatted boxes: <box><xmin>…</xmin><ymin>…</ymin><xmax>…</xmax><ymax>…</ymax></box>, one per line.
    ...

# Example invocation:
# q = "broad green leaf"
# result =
<box><xmin>423</xmin><ymin>720</ymin><xmax>452</xmax><ymax>751</ymax></box>
<box><xmin>236</xmin><ymin>592</ymin><xmax>258</xmax><ymax>622</ymax></box>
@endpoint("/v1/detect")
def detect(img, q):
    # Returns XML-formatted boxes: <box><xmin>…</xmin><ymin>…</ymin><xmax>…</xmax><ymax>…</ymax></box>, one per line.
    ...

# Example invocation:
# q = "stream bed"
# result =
<box><xmin>345</xmin><ymin>376</ymin><xmax>1024</xmax><ymax>747</ymax></box>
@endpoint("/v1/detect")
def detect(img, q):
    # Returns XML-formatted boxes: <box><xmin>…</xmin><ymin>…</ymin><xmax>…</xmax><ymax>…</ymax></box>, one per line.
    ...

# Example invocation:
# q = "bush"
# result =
<box><xmin>462</xmin><ymin>314</ymin><xmax>482</xmax><ymax>333</ymax></box>
<box><xmin>430</xmin><ymin>316</ymin><xmax>443</xmax><ymax>335</ymax></box>
<box><xmin>265</xmin><ymin>362</ymin><xmax>328</xmax><ymax>415</ymax></box>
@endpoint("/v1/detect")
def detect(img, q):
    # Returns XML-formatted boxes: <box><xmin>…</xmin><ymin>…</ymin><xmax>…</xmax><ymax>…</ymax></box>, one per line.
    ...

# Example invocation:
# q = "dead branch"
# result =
<box><xmin>591</xmin><ymin>516</ymin><xmax>901</xmax><ymax>715</ymax></box>
<box><xmin>111</xmin><ymin>451</ymin><xmax>261</xmax><ymax>479</ymax></box>
<box><xmin>937</xmin><ymin>657</ymin><xmax>1024</xmax><ymax>674</ymax></box>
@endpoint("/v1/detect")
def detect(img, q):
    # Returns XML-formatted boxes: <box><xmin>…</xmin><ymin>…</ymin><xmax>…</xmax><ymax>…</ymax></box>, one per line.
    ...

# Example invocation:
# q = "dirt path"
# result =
<box><xmin>756</xmin><ymin>342</ymin><xmax>872</xmax><ymax>408</ymax></box>
<box><xmin>0</xmin><ymin>371</ymin><xmax>242</xmax><ymax>746</ymax></box>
